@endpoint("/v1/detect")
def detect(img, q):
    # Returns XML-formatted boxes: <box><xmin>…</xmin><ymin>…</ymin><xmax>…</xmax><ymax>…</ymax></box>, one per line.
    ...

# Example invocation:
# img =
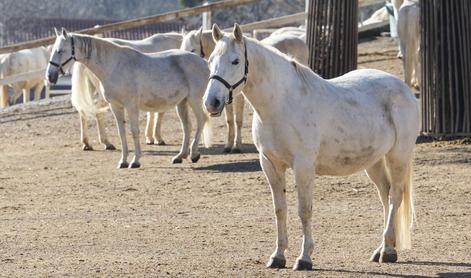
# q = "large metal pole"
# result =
<box><xmin>305</xmin><ymin>0</ymin><xmax>358</xmax><ymax>79</ymax></box>
<box><xmin>421</xmin><ymin>0</ymin><xmax>471</xmax><ymax>136</ymax></box>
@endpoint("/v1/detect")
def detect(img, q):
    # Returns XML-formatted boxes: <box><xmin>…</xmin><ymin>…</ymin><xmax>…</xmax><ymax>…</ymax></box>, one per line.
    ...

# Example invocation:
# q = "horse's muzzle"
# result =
<box><xmin>205</xmin><ymin>97</ymin><xmax>224</xmax><ymax>117</ymax></box>
<box><xmin>47</xmin><ymin>70</ymin><xmax>59</xmax><ymax>85</ymax></box>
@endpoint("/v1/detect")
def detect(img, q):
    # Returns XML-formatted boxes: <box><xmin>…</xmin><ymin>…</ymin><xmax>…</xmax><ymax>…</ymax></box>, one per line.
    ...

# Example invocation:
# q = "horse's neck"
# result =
<box><xmin>74</xmin><ymin>34</ymin><xmax>123</xmax><ymax>83</ymax></box>
<box><xmin>243</xmin><ymin>39</ymin><xmax>325</xmax><ymax>121</ymax></box>
<box><xmin>202</xmin><ymin>32</ymin><xmax>215</xmax><ymax>58</ymax></box>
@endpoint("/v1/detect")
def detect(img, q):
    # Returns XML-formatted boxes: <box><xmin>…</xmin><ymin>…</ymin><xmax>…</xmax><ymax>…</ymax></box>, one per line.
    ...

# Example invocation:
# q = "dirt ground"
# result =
<box><xmin>1</xmin><ymin>37</ymin><xmax>470</xmax><ymax>277</ymax></box>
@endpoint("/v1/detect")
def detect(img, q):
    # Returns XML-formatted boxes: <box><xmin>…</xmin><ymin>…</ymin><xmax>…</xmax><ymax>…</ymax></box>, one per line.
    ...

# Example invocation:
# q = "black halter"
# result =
<box><xmin>208</xmin><ymin>41</ymin><xmax>248</xmax><ymax>105</ymax></box>
<box><xmin>49</xmin><ymin>36</ymin><xmax>76</xmax><ymax>75</ymax></box>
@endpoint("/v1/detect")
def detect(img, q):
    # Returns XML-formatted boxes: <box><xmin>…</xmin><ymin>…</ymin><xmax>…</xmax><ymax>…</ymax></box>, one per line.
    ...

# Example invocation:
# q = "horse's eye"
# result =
<box><xmin>191</xmin><ymin>49</ymin><xmax>195</xmax><ymax>53</ymax></box>
<box><xmin>57</xmin><ymin>50</ymin><xmax>63</xmax><ymax>54</ymax></box>
<box><xmin>232</xmin><ymin>59</ymin><xmax>239</xmax><ymax>65</ymax></box>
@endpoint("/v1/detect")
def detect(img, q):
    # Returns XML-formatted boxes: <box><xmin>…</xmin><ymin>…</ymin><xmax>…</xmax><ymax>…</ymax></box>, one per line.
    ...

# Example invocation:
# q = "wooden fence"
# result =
<box><xmin>421</xmin><ymin>0</ymin><xmax>471</xmax><ymax>137</ymax></box>
<box><xmin>305</xmin><ymin>0</ymin><xmax>358</xmax><ymax>79</ymax></box>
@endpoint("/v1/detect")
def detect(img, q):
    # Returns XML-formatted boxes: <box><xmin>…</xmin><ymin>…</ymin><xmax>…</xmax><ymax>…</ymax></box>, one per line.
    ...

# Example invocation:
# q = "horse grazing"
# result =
<box><xmin>204</xmin><ymin>24</ymin><xmax>419</xmax><ymax>270</ymax></box>
<box><xmin>397</xmin><ymin>0</ymin><xmax>420</xmax><ymax>89</ymax></box>
<box><xmin>181</xmin><ymin>27</ymin><xmax>308</xmax><ymax>152</ymax></box>
<box><xmin>47</xmin><ymin>28</ymin><xmax>211</xmax><ymax>168</ymax></box>
<box><xmin>0</xmin><ymin>47</ymin><xmax>49</xmax><ymax>107</ymax></box>
<box><xmin>71</xmin><ymin>32</ymin><xmax>182</xmax><ymax>151</ymax></box>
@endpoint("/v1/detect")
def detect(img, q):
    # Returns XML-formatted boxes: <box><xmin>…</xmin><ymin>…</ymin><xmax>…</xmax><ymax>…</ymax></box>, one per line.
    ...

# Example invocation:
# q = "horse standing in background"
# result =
<box><xmin>71</xmin><ymin>32</ymin><xmax>182</xmax><ymax>151</ymax></box>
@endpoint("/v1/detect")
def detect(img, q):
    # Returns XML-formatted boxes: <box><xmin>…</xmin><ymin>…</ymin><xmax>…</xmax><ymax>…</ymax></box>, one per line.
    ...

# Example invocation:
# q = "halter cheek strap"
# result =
<box><xmin>49</xmin><ymin>36</ymin><xmax>76</xmax><ymax>75</ymax></box>
<box><xmin>208</xmin><ymin>41</ymin><xmax>248</xmax><ymax>105</ymax></box>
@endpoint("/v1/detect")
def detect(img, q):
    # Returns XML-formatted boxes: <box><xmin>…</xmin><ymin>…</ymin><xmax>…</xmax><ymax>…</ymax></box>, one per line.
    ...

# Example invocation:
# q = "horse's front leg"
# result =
<box><xmin>293</xmin><ymin>158</ymin><xmax>315</xmax><ymax>271</ymax></box>
<box><xmin>260</xmin><ymin>154</ymin><xmax>288</xmax><ymax>269</ymax></box>
<box><xmin>0</xmin><ymin>86</ymin><xmax>8</xmax><ymax>108</ymax></box>
<box><xmin>127</xmin><ymin>106</ymin><xmax>141</xmax><ymax>168</ymax></box>
<box><xmin>109</xmin><ymin>103</ymin><xmax>129</xmax><ymax>168</ymax></box>
<box><xmin>232</xmin><ymin>94</ymin><xmax>244</xmax><ymax>153</ymax></box>
<box><xmin>223</xmin><ymin>102</ymin><xmax>235</xmax><ymax>153</ymax></box>
<box><xmin>22</xmin><ymin>88</ymin><xmax>30</xmax><ymax>103</ymax></box>
<box><xmin>33</xmin><ymin>83</ymin><xmax>43</xmax><ymax>101</ymax></box>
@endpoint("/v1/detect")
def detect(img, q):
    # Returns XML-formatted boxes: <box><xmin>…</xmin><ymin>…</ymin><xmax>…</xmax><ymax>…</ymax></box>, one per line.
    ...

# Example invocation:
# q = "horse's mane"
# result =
<box><xmin>72</xmin><ymin>33</ymin><xmax>93</xmax><ymax>59</ymax></box>
<box><xmin>246</xmin><ymin>36</ymin><xmax>324</xmax><ymax>90</ymax></box>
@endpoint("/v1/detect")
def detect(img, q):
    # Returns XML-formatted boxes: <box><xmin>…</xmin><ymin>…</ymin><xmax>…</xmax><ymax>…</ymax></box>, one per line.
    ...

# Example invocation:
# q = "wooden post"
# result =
<box><xmin>420</xmin><ymin>0</ymin><xmax>471</xmax><ymax>137</ymax></box>
<box><xmin>305</xmin><ymin>0</ymin><xmax>358</xmax><ymax>79</ymax></box>
<box><xmin>202</xmin><ymin>2</ymin><xmax>212</xmax><ymax>30</ymax></box>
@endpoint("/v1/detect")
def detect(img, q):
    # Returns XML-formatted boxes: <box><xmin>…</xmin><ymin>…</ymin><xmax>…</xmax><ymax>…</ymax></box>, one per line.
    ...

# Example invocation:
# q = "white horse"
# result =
<box><xmin>397</xmin><ymin>0</ymin><xmax>420</xmax><ymax>89</ymax></box>
<box><xmin>0</xmin><ymin>47</ymin><xmax>49</xmax><ymax>107</ymax></box>
<box><xmin>47</xmin><ymin>29</ymin><xmax>211</xmax><ymax>168</ymax></box>
<box><xmin>204</xmin><ymin>24</ymin><xmax>419</xmax><ymax>270</ymax></box>
<box><xmin>181</xmin><ymin>27</ymin><xmax>308</xmax><ymax>152</ymax></box>
<box><xmin>72</xmin><ymin>32</ymin><xmax>182</xmax><ymax>151</ymax></box>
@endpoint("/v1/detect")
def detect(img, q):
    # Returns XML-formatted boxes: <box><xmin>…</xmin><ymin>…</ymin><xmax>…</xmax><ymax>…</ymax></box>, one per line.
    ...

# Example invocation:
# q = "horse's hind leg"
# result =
<box><xmin>33</xmin><ymin>83</ymin><xmax>44</xmax><ymax>101</ymax></box>
<box><xmin>95</xmin><ymin>112</ymin><xmax>115</xmax><ymax>150</ymax></box>
<box><xmin>261</xmin><ymin>154</ymin><xmax>288</xmax><ymax>269</ymax></box>
<box><xmin>223</xmin><ymin>102</ymin><xmax>235</xmax><ymax>153</ymax></box>
<box><xmin>373</xmin><ymin>149</ymin><xmax>414</xmax><ymax>263</ymax></box>
<box><xmin>0</xmin><ymin>86</ymin><xmax>8</xmax><ymax>108</ymax></box>
<box><xmin>22</xmin><ymin>88</ymin><xmax>30</xmax><ymax>103</ymax></box>
<box><xmin>79</xmin><ymin>111</ymin><xmax>93</xmax><ymax>151</ymax></box>
<box><xmin>173</xmin><ymin>100</ymin><xmax>191</xmax><ymax>164</ymax></box>
<box><xmin>187</xmin><ymin>98</ymin><xmax>206</xmax><ymax>163</ymax></box>
<box><xmin>109</xmin><ymin>103</ymin><xmax>129</xmax><ymax>168</ymax></box>
<box><xmin>232</xmin><ymin>94</ymin><xmax>244</xmax><ymax>153</ymax></box>
<box><xmin>366</xmin><ymin>158</ymin><xmax>391</xmax><ymax>262</ymax></box>
<box><xmin>153</xmin><ymin>112</ymin><xmax>166</xmax><ymax>145</ymax></box>
<box><xmin>145</xmin><ymin>112</ymin><xmax>155</xmax><ymax>145</ymax></box>
<box><xmin>127</xmin><ymin>106</ymin><xmax>142</xmax><ymax>168</ymax></box>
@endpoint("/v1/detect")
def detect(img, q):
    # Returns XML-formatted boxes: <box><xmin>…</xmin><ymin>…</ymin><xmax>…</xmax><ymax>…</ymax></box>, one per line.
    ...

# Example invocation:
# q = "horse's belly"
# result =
<box><xmin>139</xmin><ymin>92</ymin><xmax>185</xmax><ymax>112</ymax></box>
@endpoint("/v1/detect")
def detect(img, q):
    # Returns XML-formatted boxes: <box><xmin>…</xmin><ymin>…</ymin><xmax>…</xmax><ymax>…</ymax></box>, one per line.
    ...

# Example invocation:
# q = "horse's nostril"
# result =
<box><xmin>213</xmin><ymin>98</ymin><xmax>221</xmax><ymax>108</ymax></box>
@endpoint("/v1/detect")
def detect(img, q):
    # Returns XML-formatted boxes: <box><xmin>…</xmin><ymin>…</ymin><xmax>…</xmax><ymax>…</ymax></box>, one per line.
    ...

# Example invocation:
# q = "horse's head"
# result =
<box><xmin>46</xmin><ymin>28</ymin><xmax>75</xmax><ymax>84</ymax></box>
<box><xmin>180</xmin><ymin>27</ymin><xmax>204</xmax><ymax>57</ymax></box>
<box><xmin>204</xmin><ymin>23</ymin><xmax>247</xmax><ymax>117</ymax></box>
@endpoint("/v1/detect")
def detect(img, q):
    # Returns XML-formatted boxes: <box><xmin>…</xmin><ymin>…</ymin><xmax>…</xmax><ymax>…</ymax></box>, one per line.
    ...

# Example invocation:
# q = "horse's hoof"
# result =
<box><xmin>145</xmin><ymin>139</ymin><xmax>154</xmax><ymax>145</ymax></box>
<box><xmin>223</xmin><ymin>147</ymin><xmax>232</xmax><ymax>153</ymax></box>
<box><xmin>380</xmin><ymin>251</ymin><xmax>398</xmax><ymax>263</ymax></box>
<box><xmin>82</xmin><ymin>145</ymin><xmax>94</xmax><ymax>151</ymax></box>
<box><xmin>231</xmin><ymin>148</ymin><xmax>242</xmax><ymax>153</ymax></box>
<box><xmin>156</xmin><ymin>140</ymin><xmax>166</xmax><ymax>146</ymax></box>
<box><xmin>172</xmin><ymin>157</ymin><xmax>183</xmax><ymax>164</ymax></box>
<box><xmin>105</xmin><ymin>144</ymin><xmax>116</xmax><ymax>151</ymax></box>
<box><xmin>129</xmin><ymin>162</ymin><xmax>141</xmax><ymax>169</ymax></box>
<box><xmin>293</xmin><ymin>259</ymin><xmax>312</xmax><ymax>271</ymax></box>
<box><xmin>370</xmin><ymin>251</ymin><xmax>381</xmax><ymax>262</ymax></box>
<box><xmin>266</xmin><ymin>257</ymin><xmax>286</xmax><ymax>269</ymax></box>
<box><xmin>191</xmin><ymin>154</ymin><xmax>201</xmax><ymax>163</ymax></box>
<box><xmin>118</xmin><ymin>162</ymin><xmax>129</xmax><ymax>169</ymax></box>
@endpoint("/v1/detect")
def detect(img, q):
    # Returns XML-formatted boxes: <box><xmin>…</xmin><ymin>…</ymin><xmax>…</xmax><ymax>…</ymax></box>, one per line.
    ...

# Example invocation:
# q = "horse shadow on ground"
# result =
<box><xmin>143</xmin><ymin>144</ymin><xmax>258</xmax><ymax>158</ymax></box>
<box><xmin>192</xmin><ymin>159</ymin><xmax>261</xmax><ymax>173</ymax></box>
<box><xmin>0</xmin><ymin>109</ymin><xmax>75</xmax><ymax>124</ymax></box>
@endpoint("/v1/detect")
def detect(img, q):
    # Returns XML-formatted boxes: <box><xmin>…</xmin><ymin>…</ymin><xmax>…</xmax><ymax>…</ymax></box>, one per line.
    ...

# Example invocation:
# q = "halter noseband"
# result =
<box><xmin>49</xmin><ymin>36</ymin><xmax>76</xmax><ymax>75</ymax></box>
<box><xmin>208</xmin><ymin>41</ymin><xmax>248</xmax><ymax>105</ymax></box>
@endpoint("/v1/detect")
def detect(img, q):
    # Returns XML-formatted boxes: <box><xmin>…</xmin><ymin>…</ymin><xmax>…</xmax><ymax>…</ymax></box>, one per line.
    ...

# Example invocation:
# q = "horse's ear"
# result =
<box><xmin>54</xmin><ymin>27</ymin><xmax>60</xmax><ymax>37</ymax></box>
<box><xmin>61</xmin><ymin>27</ymin><xmax>69</xmax><ymax>38</ymax></box>
<box><xmin>196</xmin><ymin>26</ymin><xmax>203</xmax><ymax>37</ymax></box>
<box><xmin>233</xmin><ymin>23</ymin><xmax>243</xmax><ymax>42</ymax></box>
<box><xmin>212</xmin><ymin>24</ymin><xmax>223</xmax><ymax>42</ymax></box>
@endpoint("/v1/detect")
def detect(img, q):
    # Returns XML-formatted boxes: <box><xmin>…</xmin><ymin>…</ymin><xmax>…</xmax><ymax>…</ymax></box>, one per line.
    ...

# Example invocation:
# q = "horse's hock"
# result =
<box><xmin>305</xmin><ymin>0</ymin><xmax>358</xmax><ymax>79</ymax></box>
<box><xmin>420</xmin><ymin>0</ymin><xmax>471</xmax><ymax>137</ymax></box>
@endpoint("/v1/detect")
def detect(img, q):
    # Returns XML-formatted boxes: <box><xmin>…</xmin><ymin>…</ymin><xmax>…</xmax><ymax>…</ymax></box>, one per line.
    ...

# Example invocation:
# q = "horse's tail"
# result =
<box><xmin>394</xmin><ymin>159</ymin><xmax>415</xmax><ymax>250</ymax></box>
<box><xmin>202</xmin><ymin>112</ymin><xmax>213</xmax><ymax>148</ymax></box>
<box><xmin>71</xmin><ymin>63</ymin><xmax>109</xmax><ymax>116</ymax></box>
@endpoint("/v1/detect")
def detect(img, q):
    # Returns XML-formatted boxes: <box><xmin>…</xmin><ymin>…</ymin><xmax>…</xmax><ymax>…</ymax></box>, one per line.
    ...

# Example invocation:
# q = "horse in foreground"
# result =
<box><xmin>47</xmin><ymin>28</ymin><xmax>211</xmax><ymax>168</ymax></box>
<box><xmin>181</xmin><ymin>27</ymin><xmax>308</xmax><ymax>153</ymax></box>
<box><xmin>204</xmin><ymin>24</ymin><xmax>420</xmax><ymax>270</ymax></box>
<box><xmin>71</xmin><ymin>32</ymin><xmax>182</xmax><ymax>151</ymax></box>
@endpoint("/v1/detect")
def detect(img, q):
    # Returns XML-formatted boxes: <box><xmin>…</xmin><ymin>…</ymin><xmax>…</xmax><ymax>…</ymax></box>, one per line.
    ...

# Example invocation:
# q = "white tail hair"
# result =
<box><xmin>394</xmin><ymin>160</ymin><xmax>415</xmax><ymax>250</ymax></box>
<box><xmin>71</xmin><ymin>63</ymin><xmax>109</xmax><ymax>116</ymax></box>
